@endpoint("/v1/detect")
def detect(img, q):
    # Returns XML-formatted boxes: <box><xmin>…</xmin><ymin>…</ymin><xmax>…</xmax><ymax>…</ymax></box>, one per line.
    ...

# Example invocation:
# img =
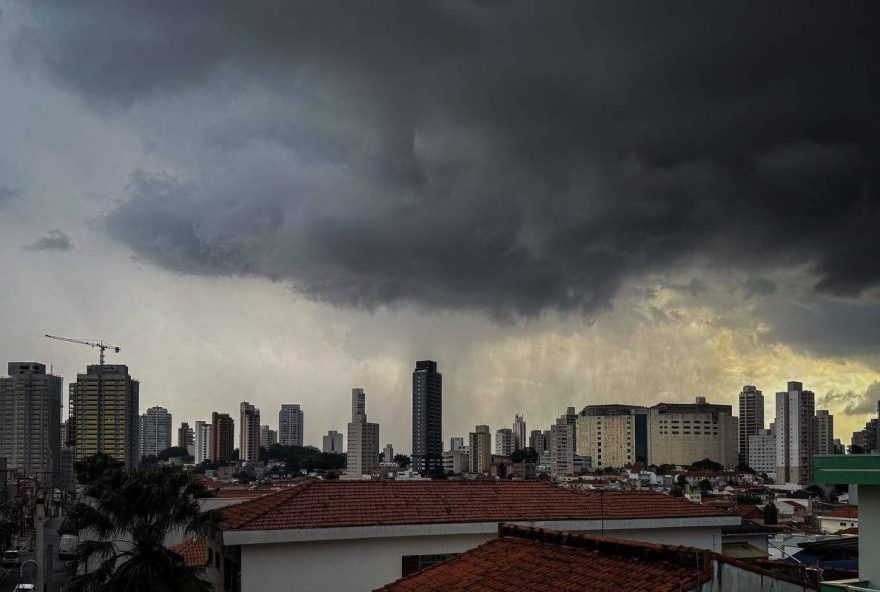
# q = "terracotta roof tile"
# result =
<box><xmin>169</xmin><ymin>537</ymin><xmax>207</xmax><ymax>568</ymax></box>
<box><xmin>820</xmin><ymin>506</ymin><xmax>858</xmax><ymax>519</ymax></box>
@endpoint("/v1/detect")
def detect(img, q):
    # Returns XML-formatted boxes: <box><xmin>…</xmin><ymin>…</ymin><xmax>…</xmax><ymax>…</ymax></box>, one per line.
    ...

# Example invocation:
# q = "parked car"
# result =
<box><xmin>59</xmin><ymin>534</ymin><xmax>78</xmax><ymax>559</ymax></box>
<box><xmin>14</xmin><ymin>585</ymin><xmax>36</xmax><ymax>592</ymax></box>
<box><xmin>2</xmin><ymin>549</ymin><xmax>21</xmax><ymax>568</ymax></box>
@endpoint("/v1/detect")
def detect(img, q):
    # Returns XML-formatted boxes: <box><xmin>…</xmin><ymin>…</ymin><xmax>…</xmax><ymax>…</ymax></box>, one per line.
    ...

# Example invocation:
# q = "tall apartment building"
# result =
<box><xmin>194</xmin><ymin>420</ymin><xmax>211</xmax><ymax>464</ymax></box>
<box><xmin>648</xmin><ymin>397</ymin><xmax>737</xmax><ymax>468</ymax></box>
<box><xmin>347</xmin><ymin>388</ymin><xmax>380</xmax><ymax>476</ymax></box>
<box><xmin>738</xmin><ymin>385</ymin><xmax>764</xmax><ymax>467</ymax></box>
<box><xmin>211</xmin><ymin>412</ymin><xmax>234</xmax><ymax>462</ymax></box>
<box><xmin>495</xmin><ymin>428</ymin><xmax>513</xmax><ymax>456</ymax></box>
<box><xmin>815</xmin><ymin>409</ymin><xmax>834</xmax><ymax>456</ymax></box>
<box><xmin>449</xmin><ymin>436</ymin><xmax>464</xmax><ymax>451</ymax></box>
<box><xmin>559</xmin><ymin>407</ymin><xmax>578</xmax><ymax>443</ymax></box>
<box><xmin>412</xmin><ymin>360</ymin><xmax>442</xmax><ymax>476</ymax></box>
<box><xmin>512</xmin><ymin>415</ymin><xmax>526</xmax><ymax>451</ymax></box>
<box><xmin>0</xmin><ymin>362</ymin><xmax>62</xmax><ymax>482</ymax></box>
<box><xmin>576</xmin><ymin>405</ymin><xmax>648</xmax><ymax>469</ymax></box>
<box><xmin>529</xmin><ymin>429</ymin><xmax>547</xmax><ymax>452</ymax></box>
<box><xmin>140</xmin><ymin>406</ymin><xmax>172</xmax><ymax>459</ymax></box>
<box><xmin>69</xmin><ymin>364</ymin><xmax>140</xmax><ymax>467</ymax></box>
<box><xmin>775</xmin><ymin>381</ymin><xmax>816</xmax><ymax>484</ymax></box>
<box><xmin>468</xmin><ymin>425</ymin><xmax>492</xmax><ymax>474</ymax></box>
<box><xmin>550</xmin><ymin>420</ymin><xmax>575</xmax><ymax>477</ymax></box>
<box><xmin>748</xmin><ymin>429</ymin><xmax>776</xmax><ymax>475</ymax></box>
<box><xmin>178</xmin><ymin>422</ymin><xmax>194</xmax><ymax>453</ymax></box>
<box><xmin>323</xmin><ymin>430</ymin><xmax>343</xmax><ymax>453</ymax></box>
<box><xmin>278</xmin><ymin>404</ymin><xmax>304</xmax><ymax>447</ymax></box>
<box><xmin>239</xmin><ymin>402</ymin><xmax>261</xmax><ymax>463</ymax></box>
<box><xmin>260</xmin><ymin>425</ymin><xmax>278</xmax><ymax>448</ymax></box>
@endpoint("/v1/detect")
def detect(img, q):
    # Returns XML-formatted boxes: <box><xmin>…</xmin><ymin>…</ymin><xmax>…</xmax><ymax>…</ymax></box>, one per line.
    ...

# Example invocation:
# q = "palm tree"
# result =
<box><xmin>63</xmin><ymin>461</ymin><xmax>221</xmax><ymax>592</ymax></box>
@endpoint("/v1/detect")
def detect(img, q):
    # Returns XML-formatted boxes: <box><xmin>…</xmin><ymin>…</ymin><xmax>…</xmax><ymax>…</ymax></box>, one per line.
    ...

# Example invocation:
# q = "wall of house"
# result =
<box><xmin>860</xmin><ymin>486</ymin><xmax>880</xmax><ymax>587</ymax></box>
<box><xmin>703</xmin><ymin>561</ymin><xmax>812</xmax><ymax>592</ymax></box>
<box><xmin>818</xmin><ymin>516</ymin><xmax>857</xmax><ymax>534</ymax></box>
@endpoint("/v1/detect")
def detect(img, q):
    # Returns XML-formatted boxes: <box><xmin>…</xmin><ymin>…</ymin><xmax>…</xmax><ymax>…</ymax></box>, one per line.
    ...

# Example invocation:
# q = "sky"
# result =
<box><xmin>0</xmin><ymin>2</ymin><xmax>878</xmax><ymax>455</ymax></box>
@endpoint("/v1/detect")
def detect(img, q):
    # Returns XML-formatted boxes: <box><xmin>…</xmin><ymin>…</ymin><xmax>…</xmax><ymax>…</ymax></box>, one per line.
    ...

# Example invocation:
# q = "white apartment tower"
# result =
<box><xmin>738</xmin><ymin>385</ymin><xmax>764</xmax><ymax>467</ymax></box>
<box><xmin>513</xmin><ymin>415</ymin><xmax>526</xmax><ymax>451</ymax></box>
<box><xmin>323</xmin><ymin>430</ymin><xmax>343</xmax><ymax>453</ymax></box>
<box><xmin>495</xmin><ymin>428</ymin><xmax>514</xmax><ymax>456</ymax></box>
<box><xmin>449</xmin><ymin>436</ymin><xmax>464</xmax><ymax>451</ymax></box>
<box><xmin>194</xmin><ymin>420</ymin><xmax>211</xmax><ymax>464</ymax></box>
<box><xmin>748</xmin><ymin>429</ymin><xmax>776</xmax><ymax>475</ymax></box>
<box><xmin>775</xmin><ymin>381</ymin><xmax>816</xmax><ymax>484</ymax></box>
<box><xmin>140</xmin><ymin>406</ymin><xmax>172</xmax><ymax>459</ymax></box>
<box><xmin>279</xmin><ymin>404</ymin><xmax>304</xmax><ymax>447</ymax></box>
<box><xmin>346</xmin><ymin>388</ymin><xmax>380</xmax><ymax>475</ymax></box>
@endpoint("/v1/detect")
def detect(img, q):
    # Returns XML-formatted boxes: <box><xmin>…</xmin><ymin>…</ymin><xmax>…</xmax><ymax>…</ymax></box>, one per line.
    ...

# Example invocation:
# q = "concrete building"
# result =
<box><xmin>69</xmin><ymin>364</ymin><xmax>140</xmax><ymax>467</ymax></box>
<box><xmin>512</xmin><ymin>415</ymin><xmax>526</xmax><ymax>451</ymax></box>
<box><xmin>815</xmin><ymin>409</ymin><xmax>834</xmax><ymax>456</ymax></box>
<box><xmin>550</xmin><ymin>420</ymin><xmax>575</xmax><ymax>477</ymax></box>
<box><xmin>449</xmin><ymin>436</ymin><xmax>464</xmax><ymax>451</ymax></box>
<box><xmin>178</xmin><ymin>422</ymin><xmax>194</xmax><ymax>454</ymax></box>
<box><xmin>442</xmin><ymin>448</ymin><xmax>469</xmax><ymax>474</ymax></box>
<box><xmin>346</xmin><ymin>388</ymin><xmax>379</xmax><ymax>476</ymax></box>
<box><xmin>775</xmin><ymin>382</ymin><xmax>816</xmax><ymax>484</ymax></box>
<box><xmin>748</xmin><ymin>429</ymin><xmax>776</xmax><ymax>475</ymax></box>
<box><xmin>648</xmin><ymin>398</ymin><xmax>738</xmax><ymax>469</ymax></box>
<box><xmin>529</xmin><ymin>429</ymin><xmax>547</xmax><ymax>452</ymax></box>
<box><xmin>59</xmin><ymin>447</ymin><xmax>75</xmax><ymax>493</ymax></box>
<box><xmin>0</xmin><ymin>362</ymin><xmax>62</xmax><ymax>483</ymax></box>
<box><xmin>278</xmin><ymin>404</ymin><xmax>304</xmax><ymax>447</ymax></box>
<box><xmin>239</xmin><ymin>402</ymin><xmax>261</xmax><ymax>463</ymax></box>
<box><xmin>323</xmin><ymin>430</ymin><xmax>343</xmax><ymax>453</ymax></box>
<box><xmin>495</xmin><ymin>428</ymin><xmax>513</xmax><ymax>456</ymax></box>
<box><xmin>576</xmin><ymin>404</ymin><xmax>648</xmax><ymax>469</ymax></box>
<box><xmin>194</xmin><ymin>420</ymin><xmax>212</xmax><ymax>464</ymax></box>
<box><xmin>738</xmin><ymin>385</ymin><xmax>764</xmax><ymax>467</ymax></box>
<box><xmin>259</xmin><ymin>425</ymin><xmax>277</xmax><ymax>448</ymax></box>
<box><xmin>469</xmin><ymin>425</ymin><xmax>491</xmax><ymax>474</ymax></box>
<box><xmin>381</xmin><ymin>443</ymin><xmax>395</xmax><ymax>467</ymax></box>
<box><xmin>211</xmin><ymin>412</ymin><xmax>234</xmax><ymax>462</ymax></box>
<box><xmin>140</xmin><ymin>406</ymin><xmax>172</xmax><ymax>459</ymax></box>
<box><xmin>412</xmin><ymin>360</ymin><xmax>442</xmax><ymax>476</ymax></box>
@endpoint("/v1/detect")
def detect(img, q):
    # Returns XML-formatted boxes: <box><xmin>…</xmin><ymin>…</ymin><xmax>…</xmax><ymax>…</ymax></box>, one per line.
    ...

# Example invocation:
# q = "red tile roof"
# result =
<box><xmin>821</xmin><ymin>506</ymin><xmax>858</xmax><ymax>519</ymax></box>
<box><xmin>376</xmin><ymin>524</ymin><xmax>713</xmax><ymax>592</ymax></box>
<box><xmin>169</xmin><ymin>537</ymin><xmax>207</xmax><ymax>568</ymax></box>
<box><xmin>836</xmin><ymin>526</ymin><xmax>858</xmax><ymax>535</ymax></box>
<box><xmin>219</xmin><ymin>480</ymin><xmax>731</xmax><ymax>531</ymax></box>
<box><xmin>738</xmin><ymin>504</ymin><xmax>764</xmax><ymax>519</ymax></box>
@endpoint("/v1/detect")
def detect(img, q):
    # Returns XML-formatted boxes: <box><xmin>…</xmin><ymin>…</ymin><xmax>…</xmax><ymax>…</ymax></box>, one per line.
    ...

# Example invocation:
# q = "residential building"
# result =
<box><xmin>140</xmin><ymin>406</ymin><xmax>172</xmax><ymax>459</ymax></box>
<box><xmin>346</xmin><ymin>388</ymin><xmax>380</xmax><ymax>476</ymax></box>
<box><xmin>738</xmin><ymin>385</ymin><xmax>764</xmax><ymax>467</ymax></box>
<box><xmin>559</xmin><ymin>406</ymin><xmax>578</xmax><ymax>442</ymax></box>
<box><xmin>748</xmin><ymin>429</ymin><xmax>776</xmax><ymax>475</ymax></box>
<box><xmin>576</xmin><ymin>404</ymin><xmax>648</xmax><ymax>468</ymax></box>
<box><xmin>178</xmin><ymin>422</ymin><xmax>194</xmax><ymax>454</ymax></box>
<box><xmin>529</xmin><ymin>429</ymin><xmax>547</xmax><ymax>452</ymax></box>
<box><xmin>449</xmin><ymin>436</ymin><xmax>464</xmax><ymax>451</ymax></box>
<box><xmin>648</xmin><ymin>397</ymin><xmax>738</xmax><ymax>468</ymax></box>
<box><xmin>512</xmin><ymin>414</ymin><xmax>526</xmax><ymax>451</ymax></box>
<box><xmin>194</xmin><ymin>420</ymin><xmax>211</xmax><ymax>464</ymax></box>
<box><xmin>0</xmin><ymin>362</ymin><xmax>62</xmax><ymax>483</ymax></box>
<box><xmin>775</xmin><ymin>382</ymin><xmax>816</xmax><ymax>484</ymax></box>
<box><xmin>59</xmin><ymin>447</ymin><xmax>75</xmax><ymax>493</ymax></box>
<box><xmin>815</xmin><ymin>506</ymin><xmax>858</xmax><ymax>535</ymax></box>
<box><xmin>239</xmin><ymin>402</ymin><xmax>261</xmax><ymax>463</ymax></box>
<box><xmin>69</xmin><ymin>364</ymin><xmax>140</xmax><ymax>467</ymax></box>
<box><xmin>412</xmin><ymin>360</ymin><xmax>442</xmax><ymax>476</ymax></box>
<box><xmin>495</xmin><ymin>428</ymin><xmax>513</xmax><ymax>456</ymax></box>
<box><xmin>442</xmin><ymin>448</ymin><xmax>469</xmax><ymax>474</ymax></box>
<box><xmin>550</xmin><ymin>419</ymin><xmax>574</xmax><ymax>477</ymax></box>
<box><xmin>260</xmin><ymin>425</ymin><xmax>277</xmax><ymax>448</ymax></box>
<box><xmin>211</xmin><ymin>412</ymin><xmax>234</xmax><ymax>463</ymax></box>
<box><xmin>61</xmin><ymin>419</ymin><xmax>68</xmax><ymax>447</ymax></box>
<box><xmin>468</xmin><ymin>425</ymin><xmax>491</xmax><ymax>474</ymax></box>
<box><xmin>323</xmin><ymin>430</ymin><xmax>343</xmax><ymax>453</ymax></box>
<box><xmin>382</xmin><ymin>443</ymin><xmax>395</xmax><ymax>466</ymax></box>
<box><xmin>278</xmin><ymin>404</ymin><xmax>304</xmax><ymax>447</ymax></box>
<box><xmin>814</xmin><ymin>409</ymin><xmax>834</xmax><ymax>456</ymax></box>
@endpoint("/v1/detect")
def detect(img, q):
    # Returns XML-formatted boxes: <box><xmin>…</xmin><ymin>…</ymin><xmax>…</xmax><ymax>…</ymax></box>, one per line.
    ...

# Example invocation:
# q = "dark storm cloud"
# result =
<box><xmin>14</xmin><ymin>1</ymin><xmax>880</xmax><ymax>318</ymax></box>
<box><xmin>23</xmin><ymin>229</ymin><xmax>73</xmax><ymax>251</ymax></box>
<box><xmin>819</xmin><ymin>382</ymin><xmax>880</xmax><ymax>416</ymax></box>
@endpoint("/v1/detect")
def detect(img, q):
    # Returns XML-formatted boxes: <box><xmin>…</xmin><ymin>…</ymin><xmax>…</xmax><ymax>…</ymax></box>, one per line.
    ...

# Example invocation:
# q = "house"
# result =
<box><xmin>817</xmin><ymin>506</ymin><xmax>859</xmax><ymax>535</ymax></box>
<box><xmin>168</xmin><ymin>536</ymin><xmax>209</xmax><ymax>575</ymax></box>
<box><xmin>207</xmin><ymin>480</ymin><xmax>740</xmax><ymax>592</ymax></box>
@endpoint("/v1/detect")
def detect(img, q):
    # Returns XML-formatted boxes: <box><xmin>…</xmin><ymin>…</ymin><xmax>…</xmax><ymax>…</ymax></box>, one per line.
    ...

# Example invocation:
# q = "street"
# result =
<box><xmin>0</xmin><ymin>515</ymin><xmax>67</xmax><ymax>592</ymax></box>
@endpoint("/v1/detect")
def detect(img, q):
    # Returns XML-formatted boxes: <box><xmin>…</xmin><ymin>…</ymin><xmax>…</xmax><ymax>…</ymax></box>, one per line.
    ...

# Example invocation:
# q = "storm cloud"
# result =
<box><xmin>22</xmin><ymin>229</ymin><xmax>73</xmax><ymax>251</ymax></box>
<box><xmin>12</xmin><ymin>1</ymin><xmax>880</xmax><ymax>318</ymax></box>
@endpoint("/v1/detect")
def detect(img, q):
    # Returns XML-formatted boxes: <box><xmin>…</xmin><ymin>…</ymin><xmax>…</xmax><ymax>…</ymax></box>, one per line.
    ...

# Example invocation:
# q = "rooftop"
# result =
<box><xmin>168</xmin><ymin>537</ymin><xmax>207</xmax><ymax>568</ymax></box>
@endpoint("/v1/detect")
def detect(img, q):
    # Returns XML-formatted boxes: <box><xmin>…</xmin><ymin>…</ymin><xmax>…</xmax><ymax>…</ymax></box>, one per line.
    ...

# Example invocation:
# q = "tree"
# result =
<box><xmin>676</xmin><ymin>474</ymin><xmax>687</xmax><ymax>489</ymax></box>
<box><xmin>735</xmin><ymin>462</ymin><xmax>755</xmax><ymax>474</ymax></box>
<box><xmin>737</xmin><ymin>494</ymin><xmax>761</xmax><ymax>505</ymax></box>
<box><xmin>511</xmin><ymin>447</ymin><xmax>539</xmax><ymax>464</ymax></box>
<box><xmin>63</xmin><ymin>460</ymin><xmax>221</xmax><ymax>592</ymax></box>
<box><xmin>158</xmin><ymin>447</ymin><xmax>193</xmax><ymax>462</ymax></box>
<box><xmin>670</xmin><ymin>485</ymin><xmax>684</xmax><ymax>497</ymax></box>
<box><xmin>763</xmin><ymin>502</ymin><xmax>778</xmax><ymax>525</ymax></box>
<box><xmin>655</xmin><ymin>464</ymin><xmax>676</xmax><ymax>475</ymax></box>
<box><xmin>74</xmin><ymin>453</ymin><xmax>124</xmax><ymax>486</ymax></box>
<box><xmin>691</xmin><ymin>458</ymin><xmax>723</xmax><ymax>472</ymax></box>
<box><xmin>849</xmin><ymin>444</ymin><xmax>866</xmax><ymax>454</ymax></box>
<box><xmin>393</xmin><ymin>454</ymin><xmax>411</xmax><ymax>469</ymax></box>
<box><xmin>699</xmin><ymin>478</ymin><xmax>711</xmax><ymax>495</ymax></box>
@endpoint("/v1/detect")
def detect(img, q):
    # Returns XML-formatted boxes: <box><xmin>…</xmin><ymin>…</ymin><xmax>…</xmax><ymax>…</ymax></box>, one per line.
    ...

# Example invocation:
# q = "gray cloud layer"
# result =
<box><xmin>819</xmin><ymin>382</ymin><xmax>880</xmax><ymax>416</ymax></box>
<box><xmin>12</xmin><ymin>2</ymin><xmax>880</xmax><ymax>319</ymax></box>
<box><xmin>22</xmin><ymin>229</ymin><xmax>73</xmax><ymax>251</ymax></box>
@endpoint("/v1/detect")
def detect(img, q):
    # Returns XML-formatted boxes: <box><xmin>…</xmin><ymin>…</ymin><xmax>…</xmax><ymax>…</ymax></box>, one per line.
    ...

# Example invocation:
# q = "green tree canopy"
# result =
<box><xmin>158</xmin><ymin>446</ymin><xmax>193</xmax><ymax>462</ymax></box>
<box><xmin>691</xmin><ymin>458</ymin><xmax>723</xmax><ymax>472</ymax></box>
<box><xmin>511</xmin><ymin>447</ymin><xmax>539</xmax><ymax>464</ymax></box>
<box><xmin>393</xmin><ymin>454</ymin><xmax>411</xmax><ymax>469</ymax></box>
<box><xmin>763</xmin><ymin>502</ymin><xmax>778</xmax><ymax>525</ymax></box>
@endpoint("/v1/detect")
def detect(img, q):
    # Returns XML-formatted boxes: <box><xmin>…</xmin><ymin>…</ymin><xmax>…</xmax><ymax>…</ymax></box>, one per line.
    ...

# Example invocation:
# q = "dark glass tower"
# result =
<box><xmin>412</xmin><ymin>360</ymin><xmax>442</xmax><ymax>475</ymax></box>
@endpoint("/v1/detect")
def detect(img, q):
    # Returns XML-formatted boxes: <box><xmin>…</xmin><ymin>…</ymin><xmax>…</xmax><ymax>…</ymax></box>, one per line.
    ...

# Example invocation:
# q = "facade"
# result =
<box><xmin>140</xmin><ymin>406</ymin><xmax>172</xmax><ymax>459</ymax></box>
<box><xmin>495</xmin><ymin>428</ymin><xmax>513</xmax><ymax>456</ymax></box>
<box><xmin>738</xmin><ymin>385</ymin><xmax>764</xmax><ymax>467</ymax></box>
<box><xmin>748</xmin><ymin>429</ymin><xmax>776</xmax><ymax>475</ymax></box>
<box><xmin>178</xmin><ymin>422</ymin><xmax>194</xmax><ymax>453</ymax></box>
<box><xmin>442</xmin><ymin>449</ymin><xmax>469</xmax><ymax>474</ymax></box>
<box><xmin>278</xmin><ymin>404</ymin><xmax>304</xmax><ymax>447</ymax></box>
<box><xmin>512</xmin><ymin>415</ymin><xmax>526</xmax><ymax>451</ymax></box>
<box><xmin>211</xmin><ymin>412</ymin><xmax>234</xmax><ymax>462</ymax></box>
<box><xmin>529</xmin><ymin>429</ymin><xmax>547</xmax><ymax>452</ymax></box>
<box><xmin>775</xmin><ymin>382</ymin><xmax>816</xmax><ymax>484</ymax></box>
<box><xmin>239</xmin><ymin>402</ymin><xmax>261</xmax><ymax>463</ymax></box>
<box><xmin>449</xmin><ymin>436</ymin><xmax>464</xmax><ymax>451</ymax></box>
<box><xmin>259</xmin><ymin>425</ymin><xmax>277</xmax><ymax>448</ymax></box>
<box><xmin>815</xmin><ymin>409</ymin><xmax>834</xmax><ymax>456</ymax></box>
<box><xmin>346</xmin><ymin>388</ymin><xmax>380</xmax><ymax>476</ymax></box>
<box><xmin>194</xmin><ymin>420</ymin><xmax>212</xmax><ymax>464</ymax></box>
<box><xmin>412</xmin><ymin>360</ymin><xmax>442</xmax><ymax>476</ymax></box>
<box><xmin>0</xmin><ymin>362</ymin><xmax>63</xmax><ymax>483</ymax></box>
<box><xmin>576</xmin><ymin>404</ymin><xmax>648</xmax><ymax>468</ymax></box>
<box><xmin>550</xmin><ymin>421</ymin><xmax>574</xmax><ymax>477</ymax></box>
<box><xmin>69</xmin><ymin>364</ymin><xmax>140</xmax><ymax>467</ymax></box>
<box><xmin>59</xmin><ymin>447</ymin><xmax>75</xmax><ymax>493</ymax></box>
<box><xmin>323</xmin><ymin>430</ymin><xmax>343</xmax><ymax>453</ymax></box>
<box><xmin>648</xmin><ymin>397</ymin><xmax>738</xmax><ymax>468</ymax></box>
<box><xmin>468</xmin><ymin>425</ymin><xmax>491</xmax><ymax>474</ymax></box>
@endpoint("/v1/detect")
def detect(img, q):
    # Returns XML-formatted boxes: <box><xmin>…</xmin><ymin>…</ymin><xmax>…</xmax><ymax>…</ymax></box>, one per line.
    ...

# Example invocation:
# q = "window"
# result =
<box><xmin>402</xmin><ymin>554</ymin><xmax>459</xmax><ymax>576</ymax></box>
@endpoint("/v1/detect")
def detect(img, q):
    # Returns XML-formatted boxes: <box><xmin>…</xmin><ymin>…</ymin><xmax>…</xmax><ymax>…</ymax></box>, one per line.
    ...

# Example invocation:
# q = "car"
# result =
<box><xmin>14</xmin><ymin>585</ymin><xmax>36</xmax><ymax>592</ymax></box>
<box><xmin>2</xmin><ymin>549</ymin><xmax>21</xmax><ymax>568</ymax></box>
<box><xmin>59</xmin><ymin>534</ymin><xmax>78</xmax><ymax>559</ymax></box>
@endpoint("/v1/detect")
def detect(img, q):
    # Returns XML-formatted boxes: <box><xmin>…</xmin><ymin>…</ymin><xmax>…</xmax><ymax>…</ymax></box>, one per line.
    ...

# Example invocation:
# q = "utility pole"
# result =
<box><xmin>35</xmin><ymin>496</ymin><xmax>45</xmax><ymax>592</ymax></box>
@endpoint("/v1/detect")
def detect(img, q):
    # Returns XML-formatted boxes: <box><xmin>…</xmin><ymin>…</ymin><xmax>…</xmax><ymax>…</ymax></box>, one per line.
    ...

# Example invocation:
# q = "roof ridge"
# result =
<box><xmin>220</xmin><ymin>480</ymin><xmax>315</xmax><ymax>529</ymax></box>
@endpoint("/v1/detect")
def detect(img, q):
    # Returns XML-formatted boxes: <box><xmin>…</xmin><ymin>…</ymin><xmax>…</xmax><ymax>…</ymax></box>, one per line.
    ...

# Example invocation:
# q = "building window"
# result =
<box><xmin>402</xmin><ymin>554</ymin><xmax>459</xmax><ymax>576</ymax></box>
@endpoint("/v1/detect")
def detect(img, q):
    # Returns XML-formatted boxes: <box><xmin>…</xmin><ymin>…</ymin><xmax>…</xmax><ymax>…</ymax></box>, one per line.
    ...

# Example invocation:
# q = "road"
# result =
<box><xmin>0</xmin><ymin>515</ymin><xmax>68</xmax><ymax>592</ymax></box>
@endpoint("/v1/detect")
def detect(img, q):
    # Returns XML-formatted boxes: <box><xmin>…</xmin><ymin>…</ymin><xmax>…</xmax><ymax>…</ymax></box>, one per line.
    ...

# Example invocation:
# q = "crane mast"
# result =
<box><xmin>44</xmin><ymin>334</ymin><xmax>120</xmax><ymax>365</ymax></box>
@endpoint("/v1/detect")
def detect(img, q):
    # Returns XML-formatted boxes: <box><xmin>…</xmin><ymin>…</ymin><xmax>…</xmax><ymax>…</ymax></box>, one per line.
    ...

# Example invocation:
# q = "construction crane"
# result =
<box><xmin>44</xmin><ymin>334</ymin><xmax>120</xmax><ymax>365</ymax></box>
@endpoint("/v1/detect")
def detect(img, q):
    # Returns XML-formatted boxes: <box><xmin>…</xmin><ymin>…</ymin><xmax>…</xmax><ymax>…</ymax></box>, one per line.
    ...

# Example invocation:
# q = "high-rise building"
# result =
<box><xmin>61</xmin><ymin>419</ymin><xmax>68</xmax><ymax>447</ymax></box>
<box><xmin>412</xmin><ymin>360</ymin><xmax>442</xmax><ymax>476</ymax></box>
<box><xmin>738</xmin><ymin>385</ymin><xmax>764</xmax><ymax>467</ymax></box>
<box><xmin>278</xmin><ymin>404</ymin><xmax>304</xmax><ymax>447</ymax></box>
<box><xmin>194</xmin><ymin>420</ymin><xmax>211</xmax><ymax>464</ymax></box>
<box><xmin>815</xmin><ymin>410</ymin><xmax>834</xmax><ymax>456</ymax></box>
<box><xmin>513</xmin><ymin>415</ymin><xmax>526</xmax><ymax>451</ymax></box>
<box><xmin>443</xmin><ymin>449</ymin><xmax>470</xmax><ymax>474</ymax></box>
<box><xmin>347</xmin><ymin>388</ymin><xmax>380</xmax><ymax>475</ymax></box>
<box><xmin>576</xmin><ymin>405</ymin><xmax>648</xmax><ymax>468</ymax></box>
<box><xmin>178</xmin><ymin>422</ymin><xmax>194</xmax><ymax>453</ymax></box>
<box><xmin>550</xmin><ymin>419</ymin><xmax>574</xmax><ymax>477</ymax></box>
<box><xmin>210</xmin><ymin>412</ymin><xmax>234</xmax><ymax>462</ymax></box>
<box><xmin>260</xmin><ymin>425</ymin><xmax>278</xmax><ymax>448</ymax></box>
<box><xmin>140</xmin><ymin>406</ymin><xmax>172</xmax><ymax>459</ymax></box>
<box><xmin>775</xmin><ymin>381</ymin><xmax>816</xmax><ymax>484</ymax></box>
<box><xmin>239</xmin><ymin>402</ymin><xmax>261</xmax><ymax>463</ymax></box>
<box><xmin>0</xmin><ymin>362</ymin><xmax>62</xmax><ymax>483</ymax></box>
<box><xmin>495</xmin><ymin>428</ymin><xmax>513</xmax><ymax>456</ymax></box>
<box><xmin>748</xmin><ymin>429</ymin><xmax>775</xmax><ymax>475</ymax></box>
<box><xmin>69</xmin><ymin>364</ymin><xmax>140</xmax><ymax>467</ymax></box>
<box><xmin>528</xmin><ymin>429</ymin><xmax>547</xmax><ymax>452</ymax></box>
<box><xmin>469</xmin><ymin>425</ymin><xmax>491</xmax><ymax>474</ymax></box>
<box><xmin>648</xmin><ymin>397</ymin><xmax>738</xmax><ymax>468</ymax></box>
<box><xmin>323</xmin><ymin>430</ymin><xmax>343</xmax><ymax>453</ymax></box>
<box><xmin>449</xmin><ymin>436</ymin><xmax>464</xmax><ymax>451</ymax></box>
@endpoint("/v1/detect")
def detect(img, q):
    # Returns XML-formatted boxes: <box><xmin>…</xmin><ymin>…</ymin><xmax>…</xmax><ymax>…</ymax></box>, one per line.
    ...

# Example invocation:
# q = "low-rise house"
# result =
<box><xmin>817</xmin><ymin>506</ymin><xmax>858</xmax><ymax>535</ymax></box>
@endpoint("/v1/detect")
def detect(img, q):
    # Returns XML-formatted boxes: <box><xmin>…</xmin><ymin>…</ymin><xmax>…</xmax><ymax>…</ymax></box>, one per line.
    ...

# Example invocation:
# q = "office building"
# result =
<box><xmin>412</xmin><ymin>360</ymin><xmax>442</xmax><ymax>476</ymax></box>
<box><xmin>140</xmin><ymin>406</ymin><xmax>172</xmax><ymax>459</ymax></box>
<box><xmin>576</xmin><ymin>405</ymin><xmax>648</xmax><ymax>468</ymax></box>
<box><xmin>469</xmin><ymin>425</ymin><xmax>492</xmax><ymax>474</ymax></box>
<box><xmin>550</xmin><ymin>419</ymin><xmax>574</xmax><ymax>477</ymax></box>
<box><xmin>211</xmin><ymin>412</ymin><xmax>234</xmax><ymax>463</ymax></box>
<box><xmin>648</xmin><ymin>397</ymin><xmax>738</xmax><ymax>468</ymax></box>
<box><xmin>815</xmin><ymin>409</ymin><xmax>834</xmax><ymax>456</ymax></box>
<box><xmin>513</xmin><ymin>415</ymin><xmax>526</xmax><ymax>451</ymax></box>
<box><xmin>495</xmin><ymin>428</ymin><xmax>513</xmax><ymax>456</ymax></box>
<box><xmin>738</xmin><ymin>385</ymin><xmax>764</xmax><ymax>467</ymax></box>
<box><xmin>775</xmin><ymin>381</ymin><xmax>816</xmax><ymax>484</ymax></box>
<box><xmin>0</xmin><ymin>362</ymin><xmax>63</xmax><ymax>482</ymax></box>
<box><xmin>69</xmin><ymin>364</ymin><xmax>140</xmax><ymax>467</ymax></box>
<box><xmin>449</xmin><ymin>436</ymin><xmax>464</xmax><ymax>451</ymax></box>
<box><xmin>194</xmin><ymin>420</ymin><xmax>211</xmax><ymax>464</ymax></box>
<box><xmin>260</xmin><ymin>425</ymin><xmax>278</xmax><ymax>448</ymax></box>
<box><xmin>323</xmin><ymin>430</ymin><xmax>343</xmax><ymax>453</ymax></box>
<box><xmin>748</xmin><ymin>429</ymin><xmax>775</xmax><ymax>475</ymax></box>
<box><xmin>278</xmin><ymin>404</ymin><xmax>304</xmax><ymax>447</ymax></box>
<box><xmin>239</xmin><ymin>402</ymin><xmax>261</xmax><ymax>463</ymax></box>
<box><xmin>347</xmin><ymin>388</ymin><xmax>380</xmax><ymax>476</ymax></box>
